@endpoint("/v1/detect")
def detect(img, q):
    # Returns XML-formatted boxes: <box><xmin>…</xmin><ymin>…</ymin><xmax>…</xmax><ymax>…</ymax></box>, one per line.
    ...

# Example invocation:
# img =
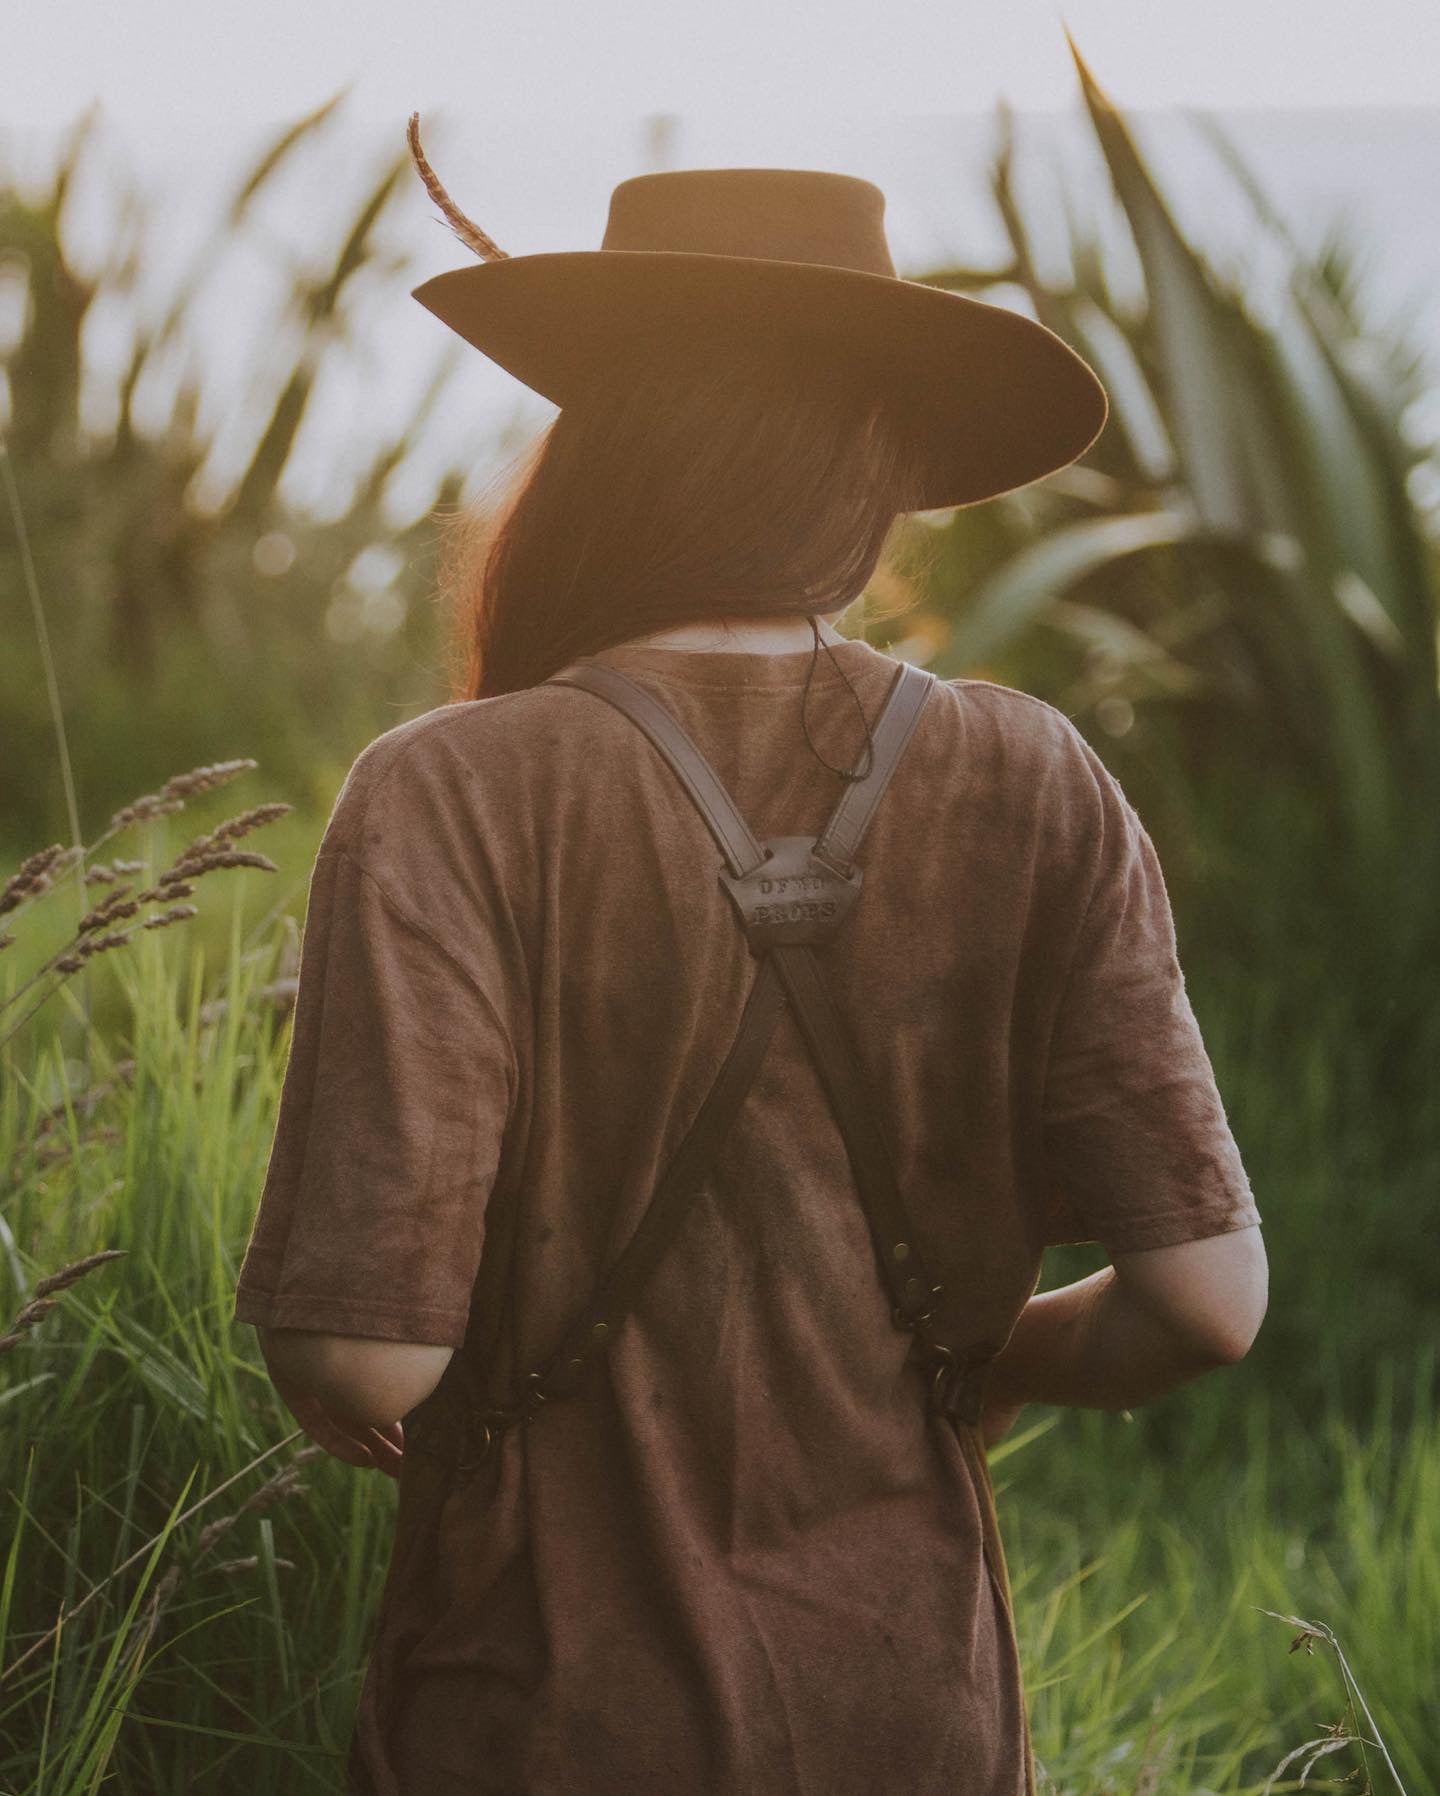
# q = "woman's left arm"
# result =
<box><xmin>256</xmin><ymin>1326</ymin><xmax>454</xmax><ymax>1473</ymax></box>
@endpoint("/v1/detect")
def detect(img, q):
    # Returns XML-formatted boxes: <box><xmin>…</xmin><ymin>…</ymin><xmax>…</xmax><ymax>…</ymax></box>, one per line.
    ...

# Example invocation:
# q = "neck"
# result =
<box><xmin>619</xmin><ymin>613</ymin><xmax>852</xmax><ymax>654</ymax></box>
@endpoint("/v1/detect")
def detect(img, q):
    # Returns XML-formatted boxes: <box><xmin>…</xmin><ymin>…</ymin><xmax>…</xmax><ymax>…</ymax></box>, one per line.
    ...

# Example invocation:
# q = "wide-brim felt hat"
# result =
<box><xmin>405</xmin><ymin>115</ymin><xmax>1109</xmax><ymax>512</ymax></box>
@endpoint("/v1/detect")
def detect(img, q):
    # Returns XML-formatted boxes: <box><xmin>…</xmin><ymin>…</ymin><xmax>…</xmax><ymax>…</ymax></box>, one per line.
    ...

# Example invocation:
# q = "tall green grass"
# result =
<box><xmin>1001</xmin><ymin>1353</ymin><xmax>1437</xmax><ymax>1792</ymax></box>
<box><xmin>1</xmin><ymin>836</ymin><xmax>1432</xmax><ymax>1792</ymax></box>
<box><xmin>3</xmin><ymin>51</ymin><xmax>1436</xmax><ymax>1795</ymax></box>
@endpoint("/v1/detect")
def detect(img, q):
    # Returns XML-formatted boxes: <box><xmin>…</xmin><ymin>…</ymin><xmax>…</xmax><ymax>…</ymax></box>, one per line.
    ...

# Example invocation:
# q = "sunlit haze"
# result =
<box><xmin>5</xmin><ymin>0</ymin><xmax>1440</xmax><ymax>128</ymax></box>
<box><xmin>3</xmin><ymin>0</ymin><xmax>1438</xmax><ymax>524</ymax></box>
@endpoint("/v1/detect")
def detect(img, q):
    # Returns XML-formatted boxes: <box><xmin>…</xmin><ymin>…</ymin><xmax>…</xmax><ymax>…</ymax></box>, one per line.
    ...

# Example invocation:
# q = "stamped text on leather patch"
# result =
<box><xmin>718</xmin><ymin>835</ymin><xmax>864</xmax><ymax>949</ymax></box>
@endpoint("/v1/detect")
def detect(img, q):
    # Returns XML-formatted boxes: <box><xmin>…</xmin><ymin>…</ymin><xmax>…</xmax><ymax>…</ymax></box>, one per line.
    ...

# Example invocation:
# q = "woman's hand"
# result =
<box><xmin>977</xmin><ymin>1351</ymin><xmax>1029</xmax><ymax>1450</ymax></box>
<box><xmin>267</xmin><ymin>1366</ymin><xmax>405</xmax><ymax>1478</ymax></box>
<box><xmin>979</xmin><ymin>1396</ymin><xmax>1027</xmax><ymax>1452</ymax></box>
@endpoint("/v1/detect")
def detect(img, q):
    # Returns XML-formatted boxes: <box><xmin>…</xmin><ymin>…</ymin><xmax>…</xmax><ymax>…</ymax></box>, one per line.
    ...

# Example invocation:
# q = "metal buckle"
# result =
<box><xmin>931</xmin><ymin>1350</ymin><xmax>993</xmax><ymax>1429</ymax></box>
<box><xmin>902</xmin><ymin>1321</ymin><xmax>995</xmax><ymax>1430</ymax></box>
<box><xmin>446</xmin><ymin>1370</ymin><xmax>558</xmax><ymax>1474</ymax></box>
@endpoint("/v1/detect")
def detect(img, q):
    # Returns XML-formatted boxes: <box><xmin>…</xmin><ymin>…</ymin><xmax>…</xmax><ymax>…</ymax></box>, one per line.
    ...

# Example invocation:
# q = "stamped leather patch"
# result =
<box><xmin>718</xmin><ymin>835</ymin><xmax>863</xmax><ymax>948</ymax></box>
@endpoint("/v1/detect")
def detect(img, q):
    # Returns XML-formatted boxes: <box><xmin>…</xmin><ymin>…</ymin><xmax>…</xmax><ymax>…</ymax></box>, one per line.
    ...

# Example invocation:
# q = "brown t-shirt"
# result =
<box><xmin>232</xmin><ymin>636</ymin><xmax>1260</xmax><ymax>1795</ymax></box>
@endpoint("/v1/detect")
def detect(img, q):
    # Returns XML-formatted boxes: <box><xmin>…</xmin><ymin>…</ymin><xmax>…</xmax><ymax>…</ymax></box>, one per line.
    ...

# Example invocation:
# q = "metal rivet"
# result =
<box><xmin>569</xmin><ymin>1356</ymin><xmax>584</xmax><ymax>1368</ymax></box>
<box><xmin>905</xmin><ymin>1275</ymin><xmax>921</xmax><ymax>1293</ymax></box>
<box><xmin>592</xmin><ymin>1321</ymin><xmax>610</xmax><ymax>1339</ymax></box>
<box><xmin>893</xmin><ymin>1242</ymin><xmax>910</xmax><ymax>1261</ymax></box>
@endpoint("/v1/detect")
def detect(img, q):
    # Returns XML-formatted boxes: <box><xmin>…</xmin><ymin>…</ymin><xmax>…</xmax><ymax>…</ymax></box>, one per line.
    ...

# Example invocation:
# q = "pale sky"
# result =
<box><xmin>5</xmin><ymin>0</ymin><xmax>1440</xmax><ymax>129</ymax></box>
<box><xmin>4</xmin><ymin>0</ymin><xmax>1438</xmax><ymax>527</ymax></box>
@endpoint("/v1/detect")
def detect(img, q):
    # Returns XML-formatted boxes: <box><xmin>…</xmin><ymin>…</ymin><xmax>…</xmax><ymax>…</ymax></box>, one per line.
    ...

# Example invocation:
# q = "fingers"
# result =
<box><xmin>363</xmin><ymin>1420</ymin><xmax>405</xmax><ymax>1480</ymax></box>
<box><xmin>294</xmin><ymin>1393</ymin><xmax>381</xmax><ymax>1469</ymax></box>
<box><xmin>262</xmin><ymin>1362</ymin><xmax>410</xmax><ymax>1476</ymax></box>
<box><xmin>979</xmin><ymin>1403</ymin><xmax>1026</xmax><ymax>1450</ymax></box>
<box><xmin>272</xmin><ymin>1384</ymin><xmax>405</xmax><ymax>1475</ymax></box>
<box><xmin>312</xmin><ymin>1409</ymin><xmax>405</xmax><ymax>1477</ymax></box>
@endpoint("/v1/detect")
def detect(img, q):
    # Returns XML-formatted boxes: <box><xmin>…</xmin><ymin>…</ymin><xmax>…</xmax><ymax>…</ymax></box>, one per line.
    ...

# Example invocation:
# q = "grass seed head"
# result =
<box><xmin>0</xmin><ymin>844</ymin><xmax>84</xmax><ymax>913</ymax></box>
<box><xmin>157</xmin><ymin>758</ymin><xmax>258</xmax><ymax>801</ymax></box>
<box><xmin>141</xmin><ymin>904</ymin><xmax>199</xmax><ymax>929</ymax></box>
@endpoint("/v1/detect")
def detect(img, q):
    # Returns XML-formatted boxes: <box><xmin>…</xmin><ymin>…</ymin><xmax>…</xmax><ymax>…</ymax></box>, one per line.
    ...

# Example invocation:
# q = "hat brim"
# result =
<box><xmin>410</xmin><ymin>250</ymin><xmax>1108</xmax><ymax>512</ymax></box>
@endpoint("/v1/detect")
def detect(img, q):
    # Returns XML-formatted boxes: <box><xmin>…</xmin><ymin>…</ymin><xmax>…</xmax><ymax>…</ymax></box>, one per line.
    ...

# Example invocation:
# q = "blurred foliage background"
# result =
<box><xmin>2</xmin><ymin>40</ymin><xmax>1438</xmax><ymax>1794</ymax></box>
<box><xmin>1</xmin><ymin>93</ymin><xmax>478</xmax><ymax>849</ymax></box>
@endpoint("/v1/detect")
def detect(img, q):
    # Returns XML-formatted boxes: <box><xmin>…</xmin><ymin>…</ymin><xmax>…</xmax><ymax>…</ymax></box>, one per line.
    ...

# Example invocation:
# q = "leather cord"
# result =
<box><xmin>799</xmin><ymin>613</ymin><xmax>876</xmax><ymax>782</ymax></box>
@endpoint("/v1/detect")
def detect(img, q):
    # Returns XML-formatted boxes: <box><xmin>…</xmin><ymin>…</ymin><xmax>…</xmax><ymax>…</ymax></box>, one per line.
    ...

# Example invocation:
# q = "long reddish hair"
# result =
<box><xmin>436</xmin><ymin>331</ymin><xmax>933</xmax><ymax>699</ymax></box>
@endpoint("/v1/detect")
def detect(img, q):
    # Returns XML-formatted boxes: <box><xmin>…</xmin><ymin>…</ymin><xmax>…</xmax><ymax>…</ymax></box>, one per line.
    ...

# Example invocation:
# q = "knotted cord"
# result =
<box><xmin>799</xmin><ymin>614</ymin><xmax>877</xmax><ymax>782</ymax></box>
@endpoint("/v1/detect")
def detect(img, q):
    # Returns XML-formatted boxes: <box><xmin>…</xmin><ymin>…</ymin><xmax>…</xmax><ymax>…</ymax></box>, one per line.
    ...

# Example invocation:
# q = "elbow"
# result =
<box><xmin>1192</xmin><ymin>1283</ymin><xmax>1269</xmax><ymax>1366</ymax></box>
<box><xmin>320</xmin><ymin>1339</ymin><xmax>456</xmax><ymax>1431</ymax></box>
<box><xmin>1115</xmin><ymin>1223</ymin><xmax>1269</xmax><ymax>1369</ymax></box>
<box><xmin>257</xmin><ymin>1327</ymin><xmax>455</xmax><ymax>1432</ymax></box>
<box><xmin>1200</xmin><ymin>1313</ymin><xmax>1265</xmax><ymax>1365</ymax></box>
<box><xmin>1222</xmin><ymin>1249</ymin><xmax>1270</xmax><ymax>1362</ymax></box>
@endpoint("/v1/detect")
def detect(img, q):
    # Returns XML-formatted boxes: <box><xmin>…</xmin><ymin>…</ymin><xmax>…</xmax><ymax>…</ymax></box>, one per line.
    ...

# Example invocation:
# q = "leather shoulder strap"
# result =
<box><xmin>768</xmin><ymin>941</ymin><xmax>942</xmax><ymax>1330</ymax></box>
<box><xmin>548</xmin><ymin>654</ymin><xmax>936</xmax><ymax>876</ymax></box>
<box><xmin>543</xmin><ymin>653</ymin><xmax>951</xmax><ymax>1335</ymax></box>
<box><xmin>547</xmin><ymin>660</ymin><xmax>765</xmax><ymax>875</ymax></box>
<box><xmin>812</xmin><ymin>660</ymin><xmax>934</xmax><ymax>871</ymax></box>
<box><xmin>530</xmin><ymin>950</ymin><xmax>787</xmax><ymax>1405</ymax></box>
<box><xmin>407</xmin><ymin>653</ymin><xmax>983</xmax><ymax>1472</ymax></box>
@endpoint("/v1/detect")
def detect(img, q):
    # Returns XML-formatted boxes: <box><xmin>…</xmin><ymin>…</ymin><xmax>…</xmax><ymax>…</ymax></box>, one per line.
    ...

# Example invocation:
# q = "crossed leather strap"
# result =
<box><xmin>404</xmin><ymin>654</ymin><xmax>999</xmax><ymax>1474</ymax></box>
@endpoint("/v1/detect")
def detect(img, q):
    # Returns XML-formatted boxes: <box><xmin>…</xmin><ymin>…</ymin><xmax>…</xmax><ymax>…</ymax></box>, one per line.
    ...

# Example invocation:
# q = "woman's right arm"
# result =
<box><xmin>983</xmin><ymin>1225</ymin><xmax>1269</xmax><ymax>1427</ymax></box>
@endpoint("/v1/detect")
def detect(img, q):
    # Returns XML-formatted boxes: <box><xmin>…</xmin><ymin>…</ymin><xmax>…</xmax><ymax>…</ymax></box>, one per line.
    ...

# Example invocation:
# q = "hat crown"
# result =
<box><xmin>600</xmin><ymin>168</ymin><xmax>898</xmax><ymax>279</ymax></box>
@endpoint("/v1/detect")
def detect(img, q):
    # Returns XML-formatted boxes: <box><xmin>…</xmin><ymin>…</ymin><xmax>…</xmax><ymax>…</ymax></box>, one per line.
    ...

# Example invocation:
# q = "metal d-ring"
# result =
<box><xmin>927</xmin><ymin>1342</ymin><xmax>957</xmax><ymax>1402</ymax></box>
<box><xmin>452</xmin><ymin>1418</ymin><xmax>496</xmax><ymax>1474</ymax></box>
<box><xmin>893</xmin><ymin>1283</ymin><xmax>945</xmax><ymax>1331</ymax></box>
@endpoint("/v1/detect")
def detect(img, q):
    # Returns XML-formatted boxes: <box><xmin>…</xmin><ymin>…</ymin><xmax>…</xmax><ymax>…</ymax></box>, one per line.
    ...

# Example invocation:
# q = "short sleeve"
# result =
<box><xmin>232</xmin><ymin>841</ymin><xmax>516</xmax><ymax>1346</ymax></box>
<box><xmin>1038</xmin><ymin>751</ymin><xmax>1261</xmax><ymax>1255</ymax></box>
